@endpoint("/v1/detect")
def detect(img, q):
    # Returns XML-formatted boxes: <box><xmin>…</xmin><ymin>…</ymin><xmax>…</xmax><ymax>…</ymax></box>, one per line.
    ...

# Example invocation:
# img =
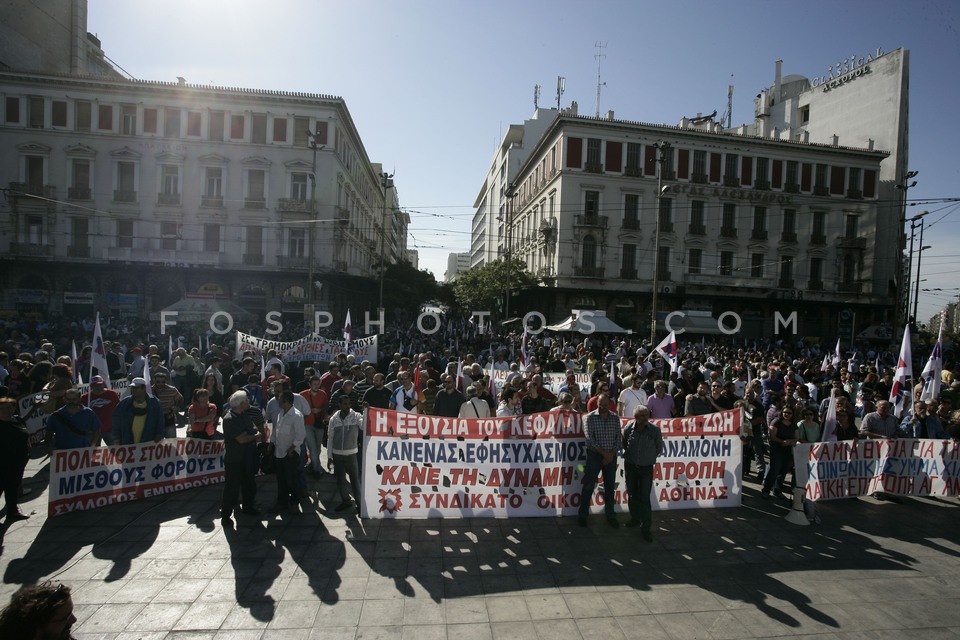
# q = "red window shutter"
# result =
<box><xmin>800</xmin><ymin>163</ymin><xmax>812</xmax><ymax>191</ymax></box>
<box><xmin>863</xmin><ymin>170</ymin><xmax>877</xmax><ymax>198</ymax></box>
<box><xmin>740</xmin><ymin>156</ymin><xmax>753</xmax><ymax>186</ymax></box>
<box><xmin>605</xmin><ymin>141</ymin><xmax>622</xmax><ymax>173</ymax></box>
<box><xmin>567</xmin><ymin>137</ymin><xmax>582</xmax><ymax>168</ymax></box>
<box><xmin>677</xmin><ymin>149</ymin><xmax>689</xmax><ymax>179</ymax></box>
<box><xmin>644</xmin><ymin>145</ymin><xmax>657</xmax><ymax>176</ymax></box>
<box><xmin>709</xmin><ymin>153</ymin><xmax>721</xmax><ymax>183</ymax></box>
<box><xmin>830</xmin><ymin>166</ymin><xmax>845</xmax><ymax>195</ymax></box>
<box><xmin>771</xmin><ymin>160</ymin><xmax>783</xmax><ymax>188</ymax></box>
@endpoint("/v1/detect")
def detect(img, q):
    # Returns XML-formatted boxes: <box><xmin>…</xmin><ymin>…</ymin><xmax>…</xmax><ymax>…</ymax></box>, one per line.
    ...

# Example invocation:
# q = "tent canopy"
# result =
<box><xmin>546</xmin><ymin>309</ymin><xmax>630</xmax><ymax>334</ymax></box>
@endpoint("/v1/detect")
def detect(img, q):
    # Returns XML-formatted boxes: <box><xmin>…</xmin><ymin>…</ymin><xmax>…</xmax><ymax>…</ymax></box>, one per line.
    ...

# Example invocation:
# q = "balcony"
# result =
<box><xmin>9</xmin><ymin>183</ymin><xmax>57</xmax><ymax>211</ymax></box>
<box><xmin>784</xmin><ymin>183</ymin><xmax>800</xmax><ymax>194</ymax></box>
<box><xmin>661</xmin><ymin>170</ymin><xmax>676</xmax><ymax>181</ymax></box>
<box><xmin>201</xmin><ymin>195</ymin><xmax>224</xmax><ymax>208</ymax></box>
<box><xmin>278</xmin><ymin>255</ymin><xmax>310</xmax><ymax>269</ymax></box>
<box><xmin>68</xmin><ymin>187</ymin><xmax>92</xmax><ymax>200</ymax></box>
<box><xmin>839</xmin><ymin>237</ymin><xmax>867</xmax><ymax>250</ymax></box>
<box><xmin>808</xmin><ymin>280</ymin><xmax>823</xmax><ymax>291</ymax></box>
<box><xmin>9</xmin><ymin>243</ymin><xmax>54</xmax><ymax>258</ymax></box>
<box><xmin>723</xmin><ymin>175</ymin><xmax>739</xmax><ymax>187</ymax></box>
<box><xmin>574</xmin><ymin>214</ymin><xmax>608</xmax><ymax>228</ymax></box>
<box><xmin>620</xmin><ymin>268</ymin><xmax>637</xmax><ymax>279</ymax></box>
<box><xmin>720</xmin><ymin>227</ymin><xmax>737</xmax><ymax>238</ymax></box>
<box><xmin>624</xmin><ymin>166</ymin><xmax>642</xmax><ymax>177</ymax></box>
<box><xmin>847</xmin><ymin>189</ymin><xmax>863</xmax><ymax>200</ymax></box>
<box><xmin>157</xmin><ymin>193</ymin><xmax>181</xmax><ymax>206</ymax></box>
<box><xmin>622</xmin><ymin>218</ymin><xmax>639</xmax><ymax>231</ymax></box>
<box><xmin>688</xmin><ymin>224</ymin><xmax>706</xmax><ymax>235</ymax></box>
<box><xmin>243</xmin><ymin>197</ymin><xmax>267</xmax><ymax>210</ymax></box>
<box><xmin>810</xmin><ymin>233</ymin><xmax>827</xmax><ymax>246</ymax></box>
<box><xmin>335</xmin><ymin>206</ymin><xmax>350</xmax><ymax>225</ymax></box>
<box><xmin>113</xmin><ymin>189</ymin><xmax>137</xmax><ymax>203</ymax></box>
<box><xmin>574</xmin><ymin>265</ymin><xmax>605</xmax><ymax>278</ymax></box>
<box><xmin>583</xmin><ymin>162</ymin><xmax>604</xmax><ymax>174</ymax></box>
<box><xmin>67</xmin><ymin>245</ymin><xmax>91</xmax><ymax>258</ymax></box>
<box><xmin>777</xmin><ymin>279</ymin><xmax>794</xmax><ymax>289</ymax></box>
<box><xmin>243</xmin><ymin>254</ymin><xmax>264</xmax><ymax>266</ymax></box>
<box><xmin>837</xmin><ymin>282</ymin><xmax>863</xmax><ymax>294</ymax></box>
<box><xmin>751</xmin><ymin>229</ymin><xmax>768</xmax><ymax>241</ymax></box>
<box><xmin>691</xmin><ymin>173</ymin><xmax>708</xmax><ymax>184</ymax></box>
<box><xmin>781</xmin><ymin>231</ymin><xmax>797</xmax><ymax>242</ymax></box>
<box><xmin>754</xmin><ymin>180</ymin><xmax>771</xmax><ymax>191</ymax></box>
<box><xmin>813</xmin><ymin>185</ymin><xmax>829</xmax><ymax>196</ymax></box>
<box><xmin>277</xmin><ymin>198</ymin><xmax>310</xmax><ymax>212</ymax></box>
<box><xmin>105</xmin><ymin>247</ymin><xmax>219</xmax><ymax>266</ymax></box>
<box><xmin>658</xmin><ymin>220</ymin><xmax>674</xmax><ymax>233</ymax></box>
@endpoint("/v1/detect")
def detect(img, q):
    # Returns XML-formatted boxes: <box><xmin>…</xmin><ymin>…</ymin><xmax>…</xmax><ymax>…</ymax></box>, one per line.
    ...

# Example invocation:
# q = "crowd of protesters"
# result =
<box><xmin>1</xmin><ymin>311</ymin><xmax>959</xmax><ymax>527</ymax></box>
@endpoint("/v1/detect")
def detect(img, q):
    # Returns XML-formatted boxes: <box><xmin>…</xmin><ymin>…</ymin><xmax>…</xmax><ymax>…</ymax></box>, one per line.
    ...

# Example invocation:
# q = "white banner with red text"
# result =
<box><xmin>488</xmin><ymin>370</ymin><xmax>591</xmax><ymax>399</ymax></box>
<box><xmin>361</xmin><ymin>408</ymin><xmax>742</xmax><ymax>518</ymax></box>
<box><xmin>793</xmin><ymin>439</ymin><xmax>960</xmax><ymax>501</ymax></box>
<box><xmin>235</xmin><ymin>331</ymin><xmax>378</xmax><ymax>364</ymax></box>
<box><xmin>47</xmin><ymin>438</ymin><xmax>225</xmax><ymax>517</ymax></box>
<box><xmin>19</xmin><ymin>379</ymin><xmax>130</xmax><ymax>445</ymax></box>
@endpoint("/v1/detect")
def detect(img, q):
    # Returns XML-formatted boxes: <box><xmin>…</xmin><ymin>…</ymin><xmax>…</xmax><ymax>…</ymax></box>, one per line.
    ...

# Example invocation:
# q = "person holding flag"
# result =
<box><xmin>919</xmin><ymin>325</ymin><xmax>944</xmax><ymax>402</ymax></box>
<box><xmin>343</xmin><ymin>309</ymin><xmax>353</xmax><ymax>345</ymax></box>
<box><xmin>888</xmin><ymin>325</ymin><xmax>913</xmax><ymax>419</ymax></box>
<box><xmin>653</xmin><ymin>331</ymin><xmax>679</xmax><ymax>374</ymax></box>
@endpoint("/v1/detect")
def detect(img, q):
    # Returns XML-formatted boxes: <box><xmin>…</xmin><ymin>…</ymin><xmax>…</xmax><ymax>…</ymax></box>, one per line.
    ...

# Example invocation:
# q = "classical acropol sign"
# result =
<box><xmin>811</xmin><ymin>48</ymin><xmax>882</xmax><ymax>92</ymax></box>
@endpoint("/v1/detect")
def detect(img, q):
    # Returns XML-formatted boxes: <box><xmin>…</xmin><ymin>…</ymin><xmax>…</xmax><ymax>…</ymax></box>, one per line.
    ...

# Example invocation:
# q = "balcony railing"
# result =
<box><xmin>244</xmin><ymin>197</ymin><xmax>267</xmax><ymax>209</ymax></box>
<box><xmin>777</xmin><ymin>279</ymin><xmax>794</xmax><ymax>289</ymax></box>
<box><xmin>659</xmin><ymin>220</ymin><xmax>674</xmax><ymax>233</ymax></box>
<box><xmin>720</xmin><ymin>227</ymin><xmax>737</xmax><ymax>238</ymax></box>
<box><xmin>278</xmin><ymin>255</ymin><xmax>310</xmax><ymax>269</ymax></box>
<box><xmin>105</xmin><ymin>247</ymin><xmax>219</xmax><ymax>265</ymax></box>
<box><xmin>691</xmin><ymin>173</ymin><xmax>708</xmax><ymax>184</ymax></box>
<box><xmin>243</xmin><ymin>254</ymin><xmax>264</xmax><ymax>266</ymax></box>
<box><xmin>335</xmin><ymin>206</ymin><xmax>350</xmax><ymax>224</ymax></box>
<box><xmin>624</xmin><ymin>166</ymin><xmax>642</xmax><ymax>177</ymax></box>
<box><xmin>813</xmin><ymin>185</ymin><xmax>829</xmax><ymax>196</ymax></box>
<box><xmin>583</xmin><ymin>162</ymin><xmax>604</xmax><ymax>174</ymax></box>
<box><xmin>723</xmin><ymin>175</ymin><xmax>739</xmax><ymax>187</ymax></box>
<box><xmin>68</xmin><ymin>187</ymin><xmax>92</xmax><ymax>200</ymax></box>
<box><xmin>661</xmin><ymin>170</ymin><xmax>676</xmax><ymax>181</ymax></box>
<box><xmin>620</xmin><ymin>268</ymin><xmax>637</xmax><ymax>279</ymax></box>
<box><xmin>784</xmin><ymin>183</ymin><xmax>800</xmax><ymax>194</ymax></box>
<box><xmin>839</xmin><ymin>237</ymin><xmax>867</xmax><ymax>250</ymax></box>
<box><xmin>808</xmin><ymin>280</ymin><xmax>823</xmax><ymax>291</ymax></box>
<box><xmin>781</xmin><ymin>231</ymin><xmax>797</xmax><ymax>242</ymax></box>
<box><xmin>113</xmin><ymin>189</ymin><xmax>137</xmax><ymax>203</ymax></box>
<box><xmin>688</xmin><ymin>224</ymin><xmax>706</xmax><ymax>235</ymax></box>
<box><xmin>9</xmin><ymin>243</ymin><xmax>55</xmax><ymax>257</ymax></box>
<box><xmin>754</xmin><ymin>180</ymin><xmax>771</xmax><ymax>191</ymax></box>
<box><xmin>751</xmin><ymin>229</ymin><xmax>768</xmax><ymax>241</ymax></box>
<box><xmin>811</xmin><ymin>233</ymin><xmax>827</xmax><ymax>245</ymax></box>
<box><xmin>622</xmin><ymin>218</ymin><xmax>639</xmax><ymax>231</ymax></box>
<box><xmin>9</xmin><ymin>183</ymin><xmax>57</xmax><ymax>210</ymax></box>
<box><xmin>67</xmin><ymin>245</ymin><xmax>91</xmax><ymax>258</ymax></box>
<box><xmin>201</xmin><ymin>195</ymin><xmax>224</xmax><ymax>208</ymax></box>
<box><xmin>157</xmin><ymin>193</ymin><xmax>181</xmax><ymax>206</ymax></box>
<box><xmin>847</xmin><ymin>189</ymin><xmax>863</xmax><ymax>200</ymax></box>
<box><xmin>574</xmin><ymin>266</ymin><xmax>605</xmax><ymax>278</ymax></box>
<box><xmin>574</xmin><ymin>214</ymin><xmax>608</xmax><ymax>228</ymax></box>
<box><xmin>837</xmin><ymin>282</ymin><xmax>862</xmax><ymax>294</ymax></box>
<box><xmin>277</xmin><ymin>198</ymin><xmax>310</xmax><ymax>212</ymax></box>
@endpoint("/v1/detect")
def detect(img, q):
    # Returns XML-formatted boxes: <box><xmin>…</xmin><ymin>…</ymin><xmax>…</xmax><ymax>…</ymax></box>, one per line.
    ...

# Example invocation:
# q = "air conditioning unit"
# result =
<box><xmin>660</xmin><ymin>285</ymin><xmax>672</xmax><ymax>294</ymax></box>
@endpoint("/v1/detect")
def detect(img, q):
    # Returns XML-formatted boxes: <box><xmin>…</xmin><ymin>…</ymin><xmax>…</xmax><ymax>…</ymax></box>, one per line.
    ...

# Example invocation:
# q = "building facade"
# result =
<box><xmin>444</xmin><ymin>252</ymin><xmax>471</xmax><ymax>283</ymax></box>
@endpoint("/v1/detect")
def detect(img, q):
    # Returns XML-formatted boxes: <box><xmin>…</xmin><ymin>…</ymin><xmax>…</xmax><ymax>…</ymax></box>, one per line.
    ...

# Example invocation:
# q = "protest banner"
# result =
<box><xmin>19</xmin><ymin>379</ymin><xmax>130</xmax><ymax>445</ymax></box>
<box><xmin>361</xmin><ymin>408</ymin><xmax>742</xmax><ymax>519</ymax></box>
<box><xmin>794</xmin><ymin>439</ymin><xmax>960</xmax><ymax>501</ymax></box>
<box><xmin>235</xmin><ymin>331</ymin><xmax>378</xmax><ymax>364</ymax></box>
<box><xmin>489</xmin><ymin>370</ymin><xmax>590</xmax><ymax>400</ymax></box>
<box><xmin>47</xmin><ymin>438</ymin><xmax>225</xmax><ymax>517</ymax></box>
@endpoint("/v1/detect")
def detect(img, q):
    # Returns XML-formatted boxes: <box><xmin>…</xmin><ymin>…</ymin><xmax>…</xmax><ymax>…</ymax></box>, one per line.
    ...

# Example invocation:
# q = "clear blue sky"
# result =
<box><xmin>87</xmin><ymin>0</ymin><xmax>960</xmax><ymax>324</ymax></box>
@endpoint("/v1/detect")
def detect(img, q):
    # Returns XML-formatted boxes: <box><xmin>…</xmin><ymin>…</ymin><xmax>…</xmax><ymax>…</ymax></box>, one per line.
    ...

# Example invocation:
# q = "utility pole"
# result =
<box><xmin>504</xmin><ymin>184</ymin><xmax>516</xmax><ymax>320</ymax></box>
<box><xmin>378</xmin><ymin>172</ymin><xmax>394</xmax><ymax>316</ymax></box>
<box><xmin>594</xmin><ymin>42</ymin><xmax>607</xmax><ymax>118</ymax></box>
<box><xmin>306</xmin><ymin>129</ymin><xmax>323</xmax><ymax>314</ymax></box>
<box><xmin>894</xmin><ymin>170</ymin><xmax>918</xmax><ymax>328</ymax></box>
<box><xmin>649</xmin><ymin>141</ymin><xmax>671</xmax><ymax>345</ymax></box>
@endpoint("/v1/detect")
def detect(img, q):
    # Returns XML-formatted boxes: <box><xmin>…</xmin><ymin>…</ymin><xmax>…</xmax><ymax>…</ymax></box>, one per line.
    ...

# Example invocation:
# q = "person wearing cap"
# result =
<box><xmin>114</xmin><ymin>378</ymin><xmax>164</xmax><ymax>445</ymax></box>
<box><xmin>81</xmin><ymin>376</ymin><xmax>120</xmax><ymax>446</ymax></box>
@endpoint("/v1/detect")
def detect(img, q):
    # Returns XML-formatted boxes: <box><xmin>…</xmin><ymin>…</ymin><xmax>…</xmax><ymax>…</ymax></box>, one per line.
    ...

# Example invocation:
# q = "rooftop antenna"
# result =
<box><xmin>727</xmin><ymin>76</ymin><xmax>734</xmax><ymax>128</ymax></box>
<box><xmin>556</xmin><ymin>76</ymin><xmax>565</xmax><ymax>110</ymax></box>
<box><xmin>594</xmin><ymin>41</ymin><xmax>607</xmax><ymax>118</ymax></box>
<box><xmin>534</xmin><ymin>84</ymin><xmax>541</xmax><ymax>110</ymax></box>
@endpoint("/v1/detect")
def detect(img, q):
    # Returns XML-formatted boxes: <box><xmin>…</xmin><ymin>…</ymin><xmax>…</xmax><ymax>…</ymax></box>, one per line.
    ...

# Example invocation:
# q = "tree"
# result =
<box><xmin>379</xmin><ymin>260</ymin><xmax>440</xmax><ymax>315</ymax></box>
<box><xmin>451</xmin><ymin>258</ymin><xmax>537</xmax><ymax>316</ymax></box>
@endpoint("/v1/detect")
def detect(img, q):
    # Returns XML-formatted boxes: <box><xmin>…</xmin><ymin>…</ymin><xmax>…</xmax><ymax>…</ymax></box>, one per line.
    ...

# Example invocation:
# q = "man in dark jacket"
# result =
<box><xmin>113</xmin><ymin>378</ymin><xmax>164</xmax><ymax>445</ymax></box>
<box><xmin>621</xmin><ymin>405</ymin><xmax>663</xmax><ymax>542</ymax></box>
<box><xmin>433</xmin><ymin>375</ymin><xmax>465</xmax><ymax>417</ymax></box>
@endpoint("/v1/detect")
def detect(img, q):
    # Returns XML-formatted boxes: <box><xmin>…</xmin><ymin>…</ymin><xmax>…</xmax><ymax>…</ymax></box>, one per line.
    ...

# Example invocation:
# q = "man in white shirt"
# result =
<box><xmin>270</xmin><ymin>391</ymin><xmax>305</xmax><ymax>513</ymax></box>
<box><xmin>327</xmin><ymin>395</ymin><xmax>363</xmax><ymax>512</ymax></box>
<box><xmin>617</xmin><ymin>376</ymin><xmax>649</xmax><ymax>417</ymax></box>
<box><xmin>389</xmin><ymin>373</ymin><xmax>419</xmax><ymax>413</ymax></box>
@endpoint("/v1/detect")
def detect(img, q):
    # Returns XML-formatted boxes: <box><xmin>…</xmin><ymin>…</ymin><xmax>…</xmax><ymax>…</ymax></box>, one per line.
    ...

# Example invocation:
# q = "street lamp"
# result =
<box><xmin>906</xmin><ymin>210</ymin><xmax>928</xmax><ymax>324</ymax></box>
<box><xmin>305</xmin><ymin>129</ymin><xmax>324</xmax><ymax>309</ymax></box>
<box><xmin>913</xmin><ymin>243</ymin><xmax>931</xmax><ymax>326</ymax></box>
<box><xmin>649</xmin><ymin>141</ymin><xmax>671</xmax><ymax>344</ymax></box>
<box><xmin>378</xmin><ymin>172</ymin><xmax>394</xmax><ymax>315</ymax></box>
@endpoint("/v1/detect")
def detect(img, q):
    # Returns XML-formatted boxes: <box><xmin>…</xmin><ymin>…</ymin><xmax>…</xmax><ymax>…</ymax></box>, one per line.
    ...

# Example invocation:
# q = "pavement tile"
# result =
<box><xmin>575</xmin><ymin>615</ymin><xmax>628</xmax><ymax>640</ymax></box>
<box><xmin>355</xmin><ymin>626</ymin><xmax>404</xmax><ymax>640</ymax></box>
<box><xmin>359</xmin><ymin>598</ymin><xmax>405</xmax><ymax>626</ymax></box>
<box><xmin>73</xmin><ymin>603</ymin><xmax>145</xmax><ymax>634</ymax></box>
<box><xmin>446</xmin><ymin>623</ymin><xmax>493</xmax><ymax>640</ymax></box>
<box><xmin>444</xmin><ymin>597</ymin><xmax>490</xmax><ymax>624</ymax></box>
<box><xmin>173</xmin><ymin>601</ymin><xmax>234</xmax><ymax>631</ymax></box>
<box><xmin>484</xmin><ymin>595</ymin><xmax>531</xmax><ymax>622</ymax></box>
<box><xmin>524</xmin><ymin>594</ymin><xmax>572</xmax><ymax>620</ymax></box>
<box><xmin>125</xmin><ymin>602</ymin><xmax>189</xmax><ymax>631</ymax></box>
<box><xmin>266</xmin><ymin>600</ymin><xmax>321</xmax><ymax>629</ymax></box>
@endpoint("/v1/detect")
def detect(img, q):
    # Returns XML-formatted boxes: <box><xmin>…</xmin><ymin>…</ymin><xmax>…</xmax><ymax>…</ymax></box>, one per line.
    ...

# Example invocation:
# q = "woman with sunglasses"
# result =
<box><xmin>761</xmin><ymin>405</ymin><xmax>799</xmax><ymax>499</ymax></box>
<box><xmin>0</xmin><ymin>581</ymin><xmax>76</xmax><ymax>639</ymax></box>
<box><xmin>797</xmin><ymin>408</ymin><xmax>821</xmax><ymax>443</ymax></box>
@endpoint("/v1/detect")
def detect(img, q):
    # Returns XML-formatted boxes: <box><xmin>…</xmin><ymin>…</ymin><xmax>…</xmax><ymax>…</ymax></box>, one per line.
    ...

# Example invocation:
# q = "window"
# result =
<box><xmin>722</xmin><ymin>203</ymin><xmax>737</xmax><ymax>234</ymax></box>
<box><xmin>780</xmin><ymin>255</ymin><xmax>794</xmax><ymax>284</ymax></box>
<box><xmin>288</xmin><ymin>228</ymin><xmax>306</xmax><ymax>257</ymax></box>
<box><xmin>187</xmin><ymin>111</ymin><xmax>201</xmax><ymax>137</ymax></box>
<box><xmin>160</xmin><ymin>221</ymin><xmax>179</xmax><ymax>250</ymax></box>
<box><xmin>582</xmin><ymin>235</ymin><xmax>597</xmax><ymax>268</ymax></box>
<box><xmin>25</xmin><ymin>156</ymin><xmax>44</xmax><ymax>191</ymax></box>
<box><xmin>76</xmin><ymin>100</ymin><xmax>91</xmax><ymax>131</ymax></box>
<box><xmin>756</xmin><ymin>157</ymin><xmax>769</xmax><ymax>185</ymax></box>
<box><xmin>50</xmin><ymin>100</ymin><xmax>67</xmax><ymax>127</ymax></box>
<box><xmin>815</xmin><ymin>163</ymin><xmax>828</xmax><ymax>190</ymax></box>
<box><xmin>689</xmin><ymin>200</ymin><xmax>705</xmax><ymax>230</ymax></box>
<box><xmin>720</xmin><ymin>251</ymin><xmax>733</xmax><ymax>276</ymax></box>
<box><xmin>688</xmin><ymin>248</ymin><xmax>702</xmax><ymax>275</ymax></box>
<box><xmin>246</xmin><ymin>225</ymin><xmax>262</xmax><ymax>256</ymax></box>
<box><xmin>658</xmin><ymin>197</ymin><xmax>672</xmax><ymax>230</ymax></box>
<box><xmin>783</xmin><ymin>209</ymin><xmax>796</xmax><ymax>237</ymax></box>
<box><xmin>230</xmin><ymin>115</ymin><xmax>244</xmax><ymax>139</ymax></box>
<box><xmin>845</xmin><ymin>214</ymin><xmax>858</xmax><ymax>238</ymax></box>
<box><xmin>273</xmin><ymin>118</ymin><xmax>287</xmax><ymax>143</ymax></box>
<box><xmin>163</xmin><ymin>108</ymin><xmax>180</xmax><ymax>138</ymax></box>
<box><xmin>121</xmin><ymin>105</ymin><xmax>136</xmax><ymax>134</ymax></box>
<box><xmin>116</xmin><ymin>161</ymin><xmax>136</xmax><ymax>201</ymax></box>
<box><xmin>209</xmin><ymin>111</ymin><xmax>224</xmax><ymax>141</ymax></box>
<box><xmin>801</xmin><ymin>105</ymin><xmax>810</xmax><ymax>124</ymax></box>
<box><xmin>5</xmin><ymin>96</ymin><xmax>19</xmax><ymax>123</ymax></box>
<box><xmin>204</xmin><ymin>224</ymin><xmax>221</xmax><ymax>252</ymax></box>
<box><xmin>724</xmin><ymin>153</ymin><xmax>738</xmax><ymax>180</ymax></box>
<box><xmin>810</xmin><ymin>257</ymin><xmax>823</xmax><ymax>284</ymax></box>
<box><xmin>584</xmin><ymin>191</ymin><xmax>599</xmax><ymax>218</ymax></box>
<box><xmin>752</xmin><ymin>207</ymin><xmax>767</xmax><ymax>236</ymax></box>
<box><xmin>98</xmin><ymin>104</ymin><xmax>113</xmax><ymax>130</ymax></box>
<box><xmin>692</xmin><ymin>150</ymin><xmax>706</xmax><ymax>177</ymax></box>
<box><xmin>849</xmin><ymin>167</ymin><xmax>862</xmax><ymax>194</ymax></box>
<box><xmin>624</xmin><ymin>194</ymin><xmax>639</xmax><ymax>225</ymax></box>
<box><xmin>656</xmin><ymin>246</ymin><xmax>670</xmax><ymax>280</ymax></box>
<box><xmin>625</xmin><ymin>143</ymin><xmax>641</xmax><ymax>173</ymax></box>
<box><xmin>251</xmin><ymin>113</ymin><xmax>267</xmax><ymax>144</ymax></box>
<box><xmin>26</xmin><ymin>215</ymin><xmax>43</xmax><ymax>244</ymax></box>
<box><xmin>812</xmin><ymin>210</ymin><xmax>826</xmax><ymax>238</ymax></box>
<box><xmin>291</xmin><ymin>173</ymin><xmax>308</xmax><ymax>201</ymax></box>
<box><xmin>204</xmin><ymin>167</ymin><xmax>222</xmax><ymax>197</ymax></box>
<box><xmin>842</xmin><ymin>254</ymin><xmax>857</xmax><ymax>285</ymax></box>
<box><xmin>71</xmin><ymin>217</ymin><xmax>89</xmax><ymax>250</ymax></box>
<box><xmin>143</xmin><ymin>108</ymin><xmax>157</xmax><ymax>133</ymax></box>
<box><xmin>586</xmin><ymin>138</ymin><xmax>601</xmax><ymax>167</ymax></box>
<box><xmin>160</xmin><ymin>165</ymin><xmax>180</xmax><ymax>198</ymax></box>
<box><xmin>785</xmin><ymin>161</ymin><xmax>798</xmax><ymax>186</ymax></box>
<box><xmin>117</xmin><ymin>219</ymin><xmax>133</xmax><ymax>248</ymax></box>
<box><xmin>28</xmin><ymin>96</ymin><xmax>44</xmax><ymax>128</ymax></box>
<box><xmin>70</xmin><ymin>159</ymin><xmax>91</xmax><ymax>199</ymax></box>
<box><xmin>246</xmin><ymin>169</ymin><xmax>265</xmax><ymax>204</ymax></box>
<box><xmin>294</xmin><ymin>117</ymin><xmax>309</xmax><ymax>146</ymax></box>
<box><xmin>750</xmin><ymin>253</ymin><xmax>764</xmax><ymax>278</ymax></box>
<box><xmin>621</xmin><ymin>243</ymin><xmax>636</xmax><ymax>272</ymax></box>
<box><xmin>550</xmin><ymin>146</ymin><xmax>557</xmax><ymax>172</ymax></box>
<box><xmin>661</xmin><ymin>148</ymin><xmax>674</xmax><ymax>176</ymax></box>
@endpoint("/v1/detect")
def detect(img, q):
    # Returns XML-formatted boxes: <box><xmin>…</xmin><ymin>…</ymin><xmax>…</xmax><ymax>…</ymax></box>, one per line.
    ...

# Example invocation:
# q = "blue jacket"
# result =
<box><xmin>114</xmin><ymin>396</ymin><xmax>165</xmax><ymax>444</ymax></box>
<box><xmin>900</xmin><ymin>413</ymin><xmax>949</xmax><ymax>439</ymax></box>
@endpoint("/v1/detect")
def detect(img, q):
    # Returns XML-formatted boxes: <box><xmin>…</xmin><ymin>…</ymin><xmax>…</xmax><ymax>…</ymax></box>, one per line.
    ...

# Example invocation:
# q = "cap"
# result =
<box><xmin>132</xmin><ymin>347</ymin><xmax>142</xmax><ymax>353</ymax></box>
<box><xmin>131</xmin><ymin>377</ymin><xmax>147</xmax><ymax>387</ymax></box>
<box><xmin>91</xmin><ymin>375</ymin><xmax>105</xmax><ymax>384</ymax></box>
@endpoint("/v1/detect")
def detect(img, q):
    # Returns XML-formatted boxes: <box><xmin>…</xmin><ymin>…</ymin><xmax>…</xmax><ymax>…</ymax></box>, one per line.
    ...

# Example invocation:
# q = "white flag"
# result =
<box><xmin>653</xmin><ymin>331</ymin><xmax>679</xmax><ymax>373</ymax></box>
<box><xmin>919</xmin><ymin>324</ymin><xmax>943</xmax><ymax>402</ymax></box>
<box><xmin>889</xmin><ymin>325</ymin><xmax>912</xmax><ymax>419</ymax></box>
<box><xmin>89</xmin><ymin>313</ymin><xmax>111</xmax><ymax>386</ymax></box>
<box><xmin>821</xmin><ymin>395</ymin><xmax>838</xmax><ymax>443</ymax></box>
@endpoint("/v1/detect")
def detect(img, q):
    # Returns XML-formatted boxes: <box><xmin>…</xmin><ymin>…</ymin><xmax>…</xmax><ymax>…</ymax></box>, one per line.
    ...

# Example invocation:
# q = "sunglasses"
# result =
<box><xmin>40</xmin><ymin>582</ymin><xmax>69</xmax><ymax>614</ymax></box>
